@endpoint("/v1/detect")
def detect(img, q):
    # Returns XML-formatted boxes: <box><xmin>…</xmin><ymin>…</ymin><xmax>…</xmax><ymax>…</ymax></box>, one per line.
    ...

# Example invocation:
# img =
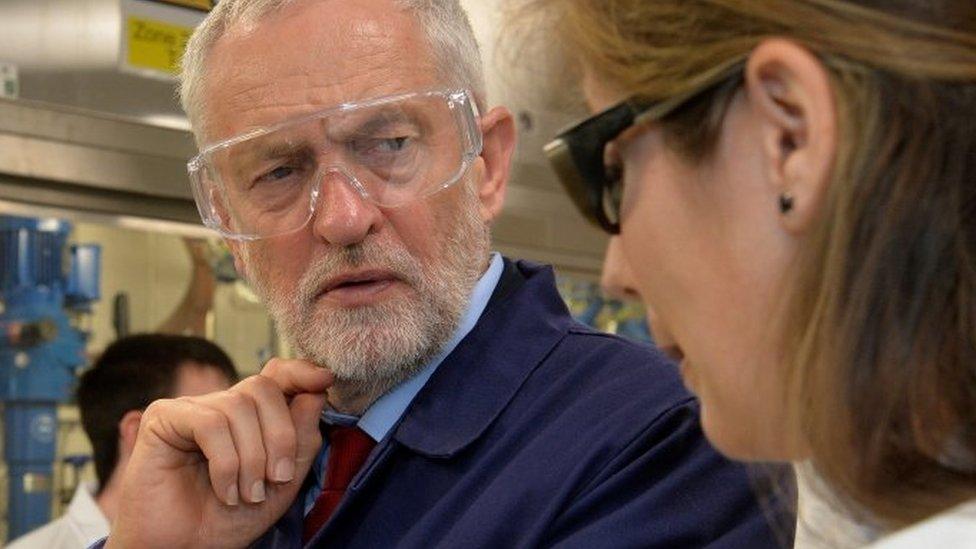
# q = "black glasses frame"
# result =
<box><xmin>544</xmin><ymin>61</ymin><xmax>746</xmax><ymax>235</ymax></box>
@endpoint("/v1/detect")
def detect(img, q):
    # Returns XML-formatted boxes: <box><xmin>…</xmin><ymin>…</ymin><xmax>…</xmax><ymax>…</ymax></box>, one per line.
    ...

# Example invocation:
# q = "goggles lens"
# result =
<box><xmin>188</xmin><ymin>89</ymin><xmax>481</xmax><ymax>240</ymax></box>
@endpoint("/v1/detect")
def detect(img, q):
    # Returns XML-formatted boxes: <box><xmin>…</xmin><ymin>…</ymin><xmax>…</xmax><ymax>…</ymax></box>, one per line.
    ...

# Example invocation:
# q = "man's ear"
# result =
<box><xmin>745</xmin><ymin>38</ymin><xmax>837</xmax><ymax>234</ymax></box>
<box><xmin>471</xmin><ymin>106</ymin><xmax>517</xmax><ymax>224</ymax></box>
<box><xmin>117</xmin><ymin>409</ymin><xmax>143</xmax><ymax>460</ymax></box>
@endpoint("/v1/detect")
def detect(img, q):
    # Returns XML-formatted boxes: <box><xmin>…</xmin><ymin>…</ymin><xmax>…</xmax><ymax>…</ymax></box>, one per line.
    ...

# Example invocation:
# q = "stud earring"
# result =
<box><xmin>779</xmin><ymin>193</ymin><xmax>794</xmax><ymax>214</ymax></box>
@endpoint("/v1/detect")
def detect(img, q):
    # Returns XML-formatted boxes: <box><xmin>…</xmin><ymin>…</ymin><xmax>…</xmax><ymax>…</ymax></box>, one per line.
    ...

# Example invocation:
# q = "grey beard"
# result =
<box><xmin>250</xmin><ymin>183</ymin><xmax>490</xmax><ymax>412</ymax></box>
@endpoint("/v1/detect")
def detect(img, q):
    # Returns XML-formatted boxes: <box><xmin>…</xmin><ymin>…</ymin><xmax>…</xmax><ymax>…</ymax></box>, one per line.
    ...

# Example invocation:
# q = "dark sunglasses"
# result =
<box><xmin>544</xmin><ymin>62</ymin><xmax>746</xmax><ymax>234</ymax></box>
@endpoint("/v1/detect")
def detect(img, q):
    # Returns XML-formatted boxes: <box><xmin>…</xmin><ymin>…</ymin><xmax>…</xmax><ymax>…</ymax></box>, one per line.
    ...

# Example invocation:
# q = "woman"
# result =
<box><xmin>508</xmin><ymin>0</ymin><xmax>976</xmax><ymax>546</ymax></box>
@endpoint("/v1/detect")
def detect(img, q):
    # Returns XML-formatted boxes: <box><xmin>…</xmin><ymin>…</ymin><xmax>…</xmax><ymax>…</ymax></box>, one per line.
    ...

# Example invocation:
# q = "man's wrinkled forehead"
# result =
<box><xmin>199</xmin><ymin>0</ymin><xmax>441</xmax><ymax>144</ymax></box>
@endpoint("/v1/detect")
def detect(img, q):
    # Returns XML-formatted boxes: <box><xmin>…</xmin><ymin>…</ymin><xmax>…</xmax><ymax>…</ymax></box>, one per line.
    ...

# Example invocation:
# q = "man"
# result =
<box><xmin>7</xmin><ymin>334</ymin><xmax>238</xmax><ymax>549</ymax></box>
<box><xmin>104</xmin><ymin>1</ymin><xmax>792</xmax><ymax>547</ymax></box>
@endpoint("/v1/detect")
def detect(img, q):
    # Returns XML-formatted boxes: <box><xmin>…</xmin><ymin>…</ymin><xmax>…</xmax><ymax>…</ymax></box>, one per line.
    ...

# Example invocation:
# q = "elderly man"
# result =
<box><xmin>104</xmin><ymin>1</ymin><xmax>789</xmax><ymax>547</ymax></box>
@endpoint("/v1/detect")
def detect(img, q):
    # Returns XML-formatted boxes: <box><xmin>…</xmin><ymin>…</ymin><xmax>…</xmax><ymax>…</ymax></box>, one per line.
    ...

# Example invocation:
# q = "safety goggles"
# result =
<box><xmin>188</xmin><ymin>89</ymin><xmax>482</xmax><ymax>241</ymax></box>
<box><xmin>544</xmin><ymin>62</ymin><xmax>745</xmax><ymax>234</ymax></box>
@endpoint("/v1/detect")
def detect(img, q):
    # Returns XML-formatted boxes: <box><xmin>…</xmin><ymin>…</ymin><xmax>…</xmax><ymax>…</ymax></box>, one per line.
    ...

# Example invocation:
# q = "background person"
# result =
<box><xmin>7</xmin><ymin>334</ymin><xmax>238</xmax><ymax>549</ymax></box>
<box><xmin>514</xmin><ymin>0</ymin><xmax>976</xmax><ymax>546</ymax></box>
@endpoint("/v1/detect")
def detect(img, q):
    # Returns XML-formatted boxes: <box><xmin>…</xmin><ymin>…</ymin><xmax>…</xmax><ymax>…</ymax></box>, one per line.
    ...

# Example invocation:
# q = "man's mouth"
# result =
<box><xmin>316</xmin><ymin>269</ymin><xmax>404</xmax><ymax>305</ymax></box>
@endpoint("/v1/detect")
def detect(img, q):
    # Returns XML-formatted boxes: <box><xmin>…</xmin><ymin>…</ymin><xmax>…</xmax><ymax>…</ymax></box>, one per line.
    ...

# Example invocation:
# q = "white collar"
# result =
<box><xmin>64</xmin><ymin>482</ymin><xmax>111</xmax><ymax>544</ymax></box>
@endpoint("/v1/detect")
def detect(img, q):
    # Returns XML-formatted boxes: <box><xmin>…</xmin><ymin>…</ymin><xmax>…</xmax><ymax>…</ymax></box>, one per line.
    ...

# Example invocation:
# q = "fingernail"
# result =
<box><xmin>226</xmin><ymin>484</ymin><xmax>239</xmax><ymax>506</ymax></box>
<box><xmin>274</xmin><ymin>458</ymin><xmax>295</xmax><ymax>483</ymax></box>
<box><xmin>251</xmin><ymin>480</ymin><xmax>266</xmax><ymax>503</ymax></box>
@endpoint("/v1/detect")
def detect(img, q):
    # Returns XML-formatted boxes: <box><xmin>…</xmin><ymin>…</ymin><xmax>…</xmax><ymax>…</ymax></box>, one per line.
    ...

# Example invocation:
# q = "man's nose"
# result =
<box><xmin>310</xmin><ymin>168</ymin><xmax>384</xmax><ymax>247</ymax></box>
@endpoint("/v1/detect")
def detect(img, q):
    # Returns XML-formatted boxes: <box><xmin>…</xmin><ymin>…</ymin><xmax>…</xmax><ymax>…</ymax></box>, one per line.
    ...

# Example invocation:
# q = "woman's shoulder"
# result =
<box><xmin>868</xmin><ymin>500</ymin><xmax>976</xmax><ymax>548</ymax></box>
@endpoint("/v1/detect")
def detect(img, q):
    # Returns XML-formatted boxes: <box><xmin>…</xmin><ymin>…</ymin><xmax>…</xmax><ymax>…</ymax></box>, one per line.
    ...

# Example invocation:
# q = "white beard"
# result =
<box><xmin>247</xmin><ymin>182</ymin><xmax>491</xmax><ymax>401</ymax></box>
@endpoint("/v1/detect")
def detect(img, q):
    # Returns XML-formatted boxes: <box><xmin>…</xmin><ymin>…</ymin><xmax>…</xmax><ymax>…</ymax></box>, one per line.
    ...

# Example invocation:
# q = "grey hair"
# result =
<box><xmin>179</xmin><ymin>0</ymin><xmax>486</xmax><ymax>142</ymax></box>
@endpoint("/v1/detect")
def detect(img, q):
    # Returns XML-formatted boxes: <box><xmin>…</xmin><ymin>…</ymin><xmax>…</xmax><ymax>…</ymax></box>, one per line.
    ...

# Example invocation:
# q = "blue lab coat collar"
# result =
<box><xmin>391</xmin><ymin>258</ymin><xmax>573</xmax><ymax>458</ymax></box>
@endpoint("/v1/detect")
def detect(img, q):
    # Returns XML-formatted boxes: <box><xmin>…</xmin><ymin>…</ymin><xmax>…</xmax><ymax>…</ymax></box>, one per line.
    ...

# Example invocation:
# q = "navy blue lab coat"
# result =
<box><xmin>253</xmin><ymin>259</ymin><xmax>790</xmax><ymax>548</ymax></box>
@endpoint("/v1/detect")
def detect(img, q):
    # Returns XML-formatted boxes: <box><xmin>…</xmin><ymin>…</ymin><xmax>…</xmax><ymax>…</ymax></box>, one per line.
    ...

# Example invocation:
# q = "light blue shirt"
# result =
<box><xmin>304</xmin><ymin>252</ymin><xmax>504</xmax><ymax>513</ymax></box>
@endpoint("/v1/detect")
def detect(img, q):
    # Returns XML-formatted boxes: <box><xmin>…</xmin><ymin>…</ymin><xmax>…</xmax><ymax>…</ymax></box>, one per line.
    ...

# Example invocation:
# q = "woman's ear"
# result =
<box><xmin>745</xmin><ymin>38</ymin><xmax>837</xmax><ymax>234</ymax></box>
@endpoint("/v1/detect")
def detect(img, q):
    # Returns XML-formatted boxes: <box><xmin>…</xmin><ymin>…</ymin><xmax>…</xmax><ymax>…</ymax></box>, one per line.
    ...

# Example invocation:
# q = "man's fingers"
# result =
<box><xmin>260</xmin><ymin>358</ymin><xmax>333</xmax><ymax>396</ymax></box>
<box><xmin>290</xmin><ymin>392</ymin><xmax>329</xmax><ymax>468</ymax></box>
<box><xmin>234</xmin><ymin>376</ymin><xmax>299</xmax><ymax>484</ymax></box>
<box><xmin>252</xmin><ymin>358</ymin><xmax>333</xmax><ymax>477</ymax></box>
<box><xmin>137</xmin><ymin>361</ymin><xmax>331</xmax><ymax>508</ymax></box>
<box><xmin>141</xmin><ymin>399</ymin><xmax>242</xmax><ymax>506</ymax></box>
<box><xmin>202</xmin><ymin>392</ymin><xmax>269</xmax><ymax>504</ymax></box>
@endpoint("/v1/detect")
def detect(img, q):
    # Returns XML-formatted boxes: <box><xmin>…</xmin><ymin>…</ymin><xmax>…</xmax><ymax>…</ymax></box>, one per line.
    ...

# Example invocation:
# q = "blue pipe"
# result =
<box><xmin>0</xmin><ymin>216</ymin><xmax>98</xmax><ymax>539</ymax></box>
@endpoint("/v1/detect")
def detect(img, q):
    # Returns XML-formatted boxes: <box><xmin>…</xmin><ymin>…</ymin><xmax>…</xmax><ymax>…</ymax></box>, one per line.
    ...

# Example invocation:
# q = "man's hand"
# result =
<box><xmin>106</xmin><ymin>359</ymin><xmax>332</xmax><ymax>548</ymax></box>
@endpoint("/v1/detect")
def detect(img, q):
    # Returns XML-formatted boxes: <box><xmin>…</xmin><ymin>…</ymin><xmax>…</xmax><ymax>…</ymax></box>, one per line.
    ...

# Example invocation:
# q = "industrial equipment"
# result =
<box><xmin>0</xmin><ymin>215</ymin><xmax>99</xmax><ymax>539</ymax></box>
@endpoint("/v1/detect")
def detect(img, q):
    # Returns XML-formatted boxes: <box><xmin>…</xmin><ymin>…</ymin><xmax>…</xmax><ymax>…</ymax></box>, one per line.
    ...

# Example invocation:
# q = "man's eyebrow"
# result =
<box><xmin>237</xmin><ymin>140</ymin><xmax>312</xmax><ymax>161</ymax></box>
<box><xmin>329</xmin><ymin>109</ymin><xmax>419</xmax><ymax>137</ymax></box>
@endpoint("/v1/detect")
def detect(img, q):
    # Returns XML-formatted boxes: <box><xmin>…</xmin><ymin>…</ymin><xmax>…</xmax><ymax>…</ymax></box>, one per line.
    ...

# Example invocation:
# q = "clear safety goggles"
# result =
<box><xmin>187</xmin><ymin>89</ymin><xmax>483</xmax><ymax>241</ymax></box>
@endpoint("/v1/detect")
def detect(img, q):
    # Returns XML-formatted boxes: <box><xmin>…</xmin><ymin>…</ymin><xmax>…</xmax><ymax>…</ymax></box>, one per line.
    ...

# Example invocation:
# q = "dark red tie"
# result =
<box><xmin>302</xmin><ymin>425</ymin><xmax>377</xmax><ymax>543</ymax></box>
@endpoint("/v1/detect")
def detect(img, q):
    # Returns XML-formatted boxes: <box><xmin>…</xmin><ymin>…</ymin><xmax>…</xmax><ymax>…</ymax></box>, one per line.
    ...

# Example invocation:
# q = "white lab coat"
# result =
<box><xmin>5</xmin><ymin>483</ymin><xmax>109</xmax><ymax>549</ymax></box>
<box><xmin>868</xmin><ymin>499</ymin><xmax>976</xmax><ymax>548</ymax></box>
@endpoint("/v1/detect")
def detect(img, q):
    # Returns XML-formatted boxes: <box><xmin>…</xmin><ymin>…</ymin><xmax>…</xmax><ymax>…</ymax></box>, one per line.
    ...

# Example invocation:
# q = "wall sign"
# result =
<box><xmin>126</xmin><ymin>16</ymin><xmax>194</xmax><ymax>75</ymax></box>
<box><xmin>145</xmin><ymin>0</ymin><xmax>215</xmax><ymax>11</ymax></box>
<box><xmin>120</xmin><ymin>0</ymin><xmax>208</xmax><ymax>80</ymax></box>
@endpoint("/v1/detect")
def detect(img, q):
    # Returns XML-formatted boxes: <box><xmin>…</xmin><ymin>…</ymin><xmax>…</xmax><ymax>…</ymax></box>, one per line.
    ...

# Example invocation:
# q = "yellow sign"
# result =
<box><xmin>126</xmin><ymin>15</ymin><xmax>194</xmax><ymax>75</ymax></box>
<box><xmin>148</xmin><ymin>0</ymin><xmax>213</xmax><ymax>11</ymax></box>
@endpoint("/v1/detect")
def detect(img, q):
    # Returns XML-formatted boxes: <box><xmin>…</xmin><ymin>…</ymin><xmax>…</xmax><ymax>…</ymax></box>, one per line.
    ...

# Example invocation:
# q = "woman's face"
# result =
<box><xmin>585</xmin><ymin>70</ymin><xmax>804</xmax><ymax>461</ymax></box>
<box><xmin>600</xmin><ymin>237</ymin><xmax>676</xmax><ymax>353</ymax></box>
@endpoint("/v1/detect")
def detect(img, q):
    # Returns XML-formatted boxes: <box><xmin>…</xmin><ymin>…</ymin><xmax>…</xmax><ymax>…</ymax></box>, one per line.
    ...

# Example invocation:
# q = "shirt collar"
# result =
<box><xmin>321</xmin><ymin>252</ymin><xmax>504</xmax><ymax>442</ymax></box>
<box><xmin>66</xmin><ymin>481</ymin><xmax>111</xmax><ymax>542</ymax></box>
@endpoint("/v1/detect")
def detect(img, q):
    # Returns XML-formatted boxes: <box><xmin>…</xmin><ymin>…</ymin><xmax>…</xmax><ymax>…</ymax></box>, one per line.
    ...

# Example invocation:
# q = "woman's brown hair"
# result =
<box><xmin>506</xmin><ymin>0</ymin><xmax>976</xmax><ymax>530</ymax></box>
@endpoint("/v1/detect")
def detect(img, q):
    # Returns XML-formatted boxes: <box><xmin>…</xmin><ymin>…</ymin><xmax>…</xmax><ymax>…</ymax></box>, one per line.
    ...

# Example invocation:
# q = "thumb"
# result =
<box><xmin>291</xmin><ymin>392</ymin><xmax>329</xmax><ymax>469</ymax></box>
<box><xmin>260</xmin><ymin>358</ymin><xmax>333</xmax><ymax>397</ymax></box>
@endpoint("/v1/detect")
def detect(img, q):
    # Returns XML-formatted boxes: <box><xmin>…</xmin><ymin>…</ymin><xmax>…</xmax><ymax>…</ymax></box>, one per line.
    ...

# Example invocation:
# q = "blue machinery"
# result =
<box><xmin>0</xmin><ymin>215</ymin><xmax>100</xmax><ymax>539</ymax></box>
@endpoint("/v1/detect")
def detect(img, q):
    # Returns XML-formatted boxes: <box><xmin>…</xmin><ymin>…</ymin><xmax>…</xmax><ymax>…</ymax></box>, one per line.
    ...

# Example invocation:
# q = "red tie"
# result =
<box><xmin>303</xmin><ymin>425</ymin><xmax>377</xmax><ymax>543</ymax></box>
